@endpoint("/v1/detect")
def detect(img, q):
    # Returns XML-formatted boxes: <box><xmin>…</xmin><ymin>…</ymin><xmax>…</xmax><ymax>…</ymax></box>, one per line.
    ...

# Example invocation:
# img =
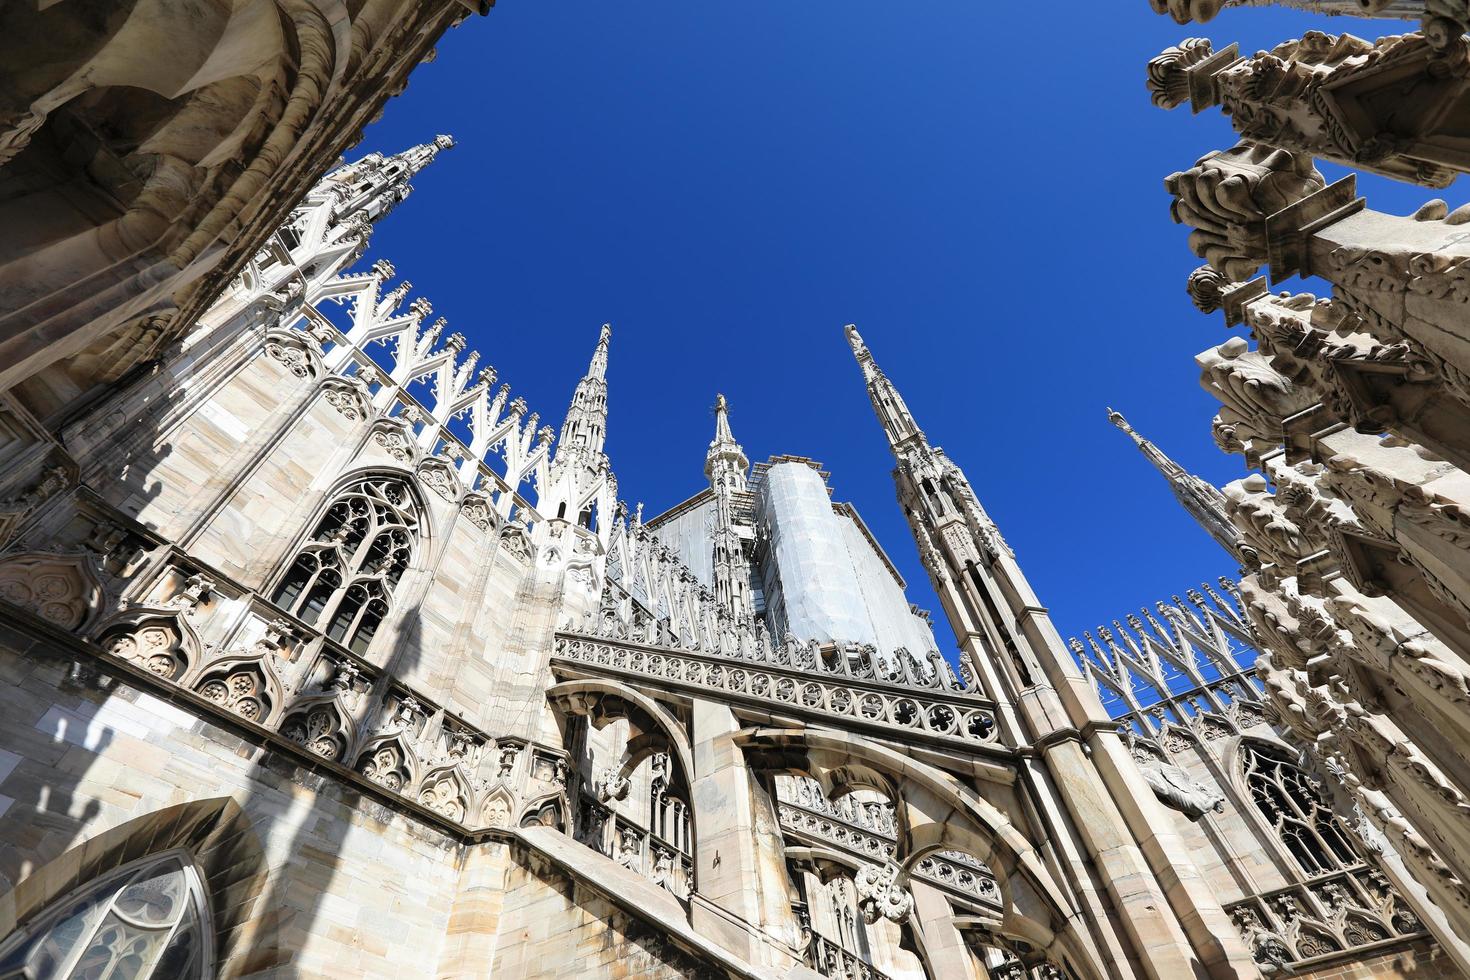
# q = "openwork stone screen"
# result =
<box><xmin>273</xmin><ymin>477</ymin><xmax>420</xmax><ymax>654</ymax></box>
<box><xmin>0</xmin><ymin>851</ymin><xmax>211</xmax><ymax>979</ymax></box>
<box><xmin>1242</xmin><ymin>741</ymin><xmax>1358</xmax><ymax>877</ymax></box>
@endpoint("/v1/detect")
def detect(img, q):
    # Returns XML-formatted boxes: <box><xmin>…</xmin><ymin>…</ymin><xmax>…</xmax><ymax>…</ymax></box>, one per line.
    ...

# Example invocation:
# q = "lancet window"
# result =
<box><xmin>0</xmin><ymin>851</ymin><xmax>211</xmax><ymax>979</ymax></box>
<box><xmin>272</xmin><ymin>477</ymin><xmax>419</xmax><ymax>653</ymax></box>
<box><xmin>1241</xmin><ymin>741</ymin><xmax>1358</xmax><ymax>876</ymax></box>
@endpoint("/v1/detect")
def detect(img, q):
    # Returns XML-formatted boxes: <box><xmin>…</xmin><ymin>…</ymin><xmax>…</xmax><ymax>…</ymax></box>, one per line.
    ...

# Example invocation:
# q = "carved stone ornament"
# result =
<box><xmin>371</xmin><ymin>420</ymin><xmax>417</xmax><ymax>464</ymax></box>
<box><xmin>264</xmin><ymin>332</ymin><xmax>319</xmax><ymax>379</ymax></box>
<box><xmin>854</xmin><ymin>862</ymin><xmax>913</xmax><ymax>924</ymax></box>
<box><xmin>462</xmin><ymin>495</ymin><xmax>493</xmax><ymax>530</ymax></box>
<box><xmin>417</xmin><ymin>459</ymin><xmax>460</xmax><ymax>502</ymax></box>
<box><xmin>322</xmin><ymin>377</ymin><xmax>372</xmax><ymax>422</ymax></box>
<box><xmin>596</xmin><ymin>768</ymin><xmax>630</xmax><ymax>803</ymax></box>
<box><xmin>1155</xmin><ymin>32</ymin><xmax>1470</xmax><ymax>188</ymax></box>
<box><xmin>1166</xmin><ymin>141</ymin><xmax>1325</xmax><ymax>282</ymax></box>
<box><xmin>1130</xmin><ymin>741</ymin><xmax>1226</xmax><ymax>821</ymax></box>
<box><xmin>0</xmin><ymin>552</ymin><xmax>102</xmax><ymax>631</ymax></box>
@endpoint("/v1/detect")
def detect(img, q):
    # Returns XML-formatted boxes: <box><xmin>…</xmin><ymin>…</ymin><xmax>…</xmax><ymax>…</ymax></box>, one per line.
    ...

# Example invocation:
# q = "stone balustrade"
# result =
<box><xmin>553</xmin><ymin>633</ymin><xmax>1000</xmax><ymax>748</ymax></box>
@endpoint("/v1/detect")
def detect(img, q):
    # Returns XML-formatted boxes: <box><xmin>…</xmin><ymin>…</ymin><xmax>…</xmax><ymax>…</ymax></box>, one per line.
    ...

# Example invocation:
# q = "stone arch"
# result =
<box><xmin>0</xmin><ymin>550</ymin><xmax>104</xmax><ymax>631</ymax></box>
<box><xmin>616</xmin><ymin>730</ymin><xmax>675</xmax><ymax>785</ymax></box>
<box><xmin>497</xmin><ymin>521</ymin><xmax>534</xmax><ymax>564</ymax></box>
<box><xmin>518</xmin><ymin>791</ymin><xmax>566</xmax><ymax>831</ymax></box>
<box><xmin>92</xmin><ymin>608</ymin><xmax>204</xmax><ymax>681</ymax></box>
<box><xmin>0</xmin><ymin>797</ymin><xmax>269</xmax><ymax>970</ymax></box>
<box><xmin>192</xmin><ymin>649</ymin><xmax>288</xmax><ymax>727</ymax></box>
<box><xmin>1232</xmin><ymin>735</ymin><xmax>1362</xmax><ymax>878</ymax></box>
<box><xmin>545</xmin><ymin>679</ymin><xmax>695</xmax><ymax>792</ymax></box>
<box><xmin>278</xmin><ymin>694</ymin><xmax>355</xmax><ymax>763</ymax></box>
<box><xmin>268</xmin><ymin>469</ymin><xmax>430</xmax><ymax>654</ymax></box>
<box><xmin>479</xmin><ymin>786</ymin><xmax>515</xmax><ymax>829</ymax></box>
<box><xmin>734</xmin><ymin>727</ymin><xmax>1109</xmax><ymax>980</ymax></box>
<box><xmin>354</xmin><ymin>730</ymin><xmax>419</xmax><ymax>795</ymax></box>
<box><xmin>416</xmin><ymin>765</ymin><xmax>471</xmax><ymax>823</ymax></box>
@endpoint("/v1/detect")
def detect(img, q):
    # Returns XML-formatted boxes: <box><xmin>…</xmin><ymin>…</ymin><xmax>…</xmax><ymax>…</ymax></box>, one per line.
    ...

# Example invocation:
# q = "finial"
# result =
<box><xmin>586</xmin><ymin>323</ymin><xmax>612</xmax><ymax>379</ymax></box>
<box><xmin>434</xmin><ymin>134</ymin><xmax>455</xmax><ymax>150</ymax></box>
<box><xmin>844</xmin><ymin>323</ymin><xmax>866</xmax><ymax>355</ymax></box>
<box><xmin>1107</xmin><ymin>407</ymin><xmax>1132</xmax><ymax>434</ymax></box>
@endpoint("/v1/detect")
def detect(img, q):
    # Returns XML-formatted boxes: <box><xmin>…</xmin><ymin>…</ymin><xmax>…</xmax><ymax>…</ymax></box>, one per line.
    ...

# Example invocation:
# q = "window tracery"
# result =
<box><xmin>0</xmin><ymin>851</ymin><xmax>211</xmax><ymax>979</ymax></box>
<box><xmin>1241</xmin><ymin>741</ymin><xmax>1357</xmax><ymax>875</ymax></box>
<box><xmin>272</xmin><ymin>477</ymin><xmax>419</xmax><ymax>653</ymax></box>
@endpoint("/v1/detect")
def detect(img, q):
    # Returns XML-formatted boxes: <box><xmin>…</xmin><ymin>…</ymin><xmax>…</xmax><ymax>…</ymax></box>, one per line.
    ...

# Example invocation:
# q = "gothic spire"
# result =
<box><xmin>324</xmin><ymin>134</ymin><xmax>456</xmax><ymax>225</ymax></box>
<box><xmin>587</xmin><ymin>322</ymin><xmax>610</xmax><ymax>380</ymax></box>
<box><xmin>705</xmin><ymin>392</ymin><xmax>749</xmax><ymax>488</ymax></box>
<box><xmin>555</xmin><ymin>324</ymin><xmax>612</xmax><ymax>465</ymax></box>
<box><xmin>845</xmin><ymin>324</ymin><xmax>920</xmax><ymax>449</ymax></box>
<box><xmin>1107</xmin><ymin>408</ymin><xmax>1241</xmax><ymax>559</ymax></box>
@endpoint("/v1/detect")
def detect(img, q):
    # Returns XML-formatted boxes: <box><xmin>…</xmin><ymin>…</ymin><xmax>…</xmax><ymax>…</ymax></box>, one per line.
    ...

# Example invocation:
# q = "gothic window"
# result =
<box><xmin>1241</xmin><ymin>741</ymin><xmax>1358</xmax><ymax>875</ymax></box>
<box><xmin>0</xmin><ymin>851</ymin><xmax>211</xmax><ymax>979</ymax></box>
<box><xmin>272</xmin><ymin>477</ymin><xmax>419</xmax><ymax>653</ymax></box>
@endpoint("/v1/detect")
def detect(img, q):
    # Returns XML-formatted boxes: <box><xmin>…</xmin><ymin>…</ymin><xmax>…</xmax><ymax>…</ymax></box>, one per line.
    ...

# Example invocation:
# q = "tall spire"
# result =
<box><xmin>587</xmin><ymin>322</ymin><xmax>610</xmax><ymax>381</ymax></box>
<box><xmin>1108</xmin><ymin>408</ymin><xmax>1241</xmax><ymax>559</ymax></box>
<box><xmin>705</xmin><ymin>393</ymin><xmax>754</xmax><ymax>619</ymax></box>
<box><xmin>845</xmin><ymin>324</ymin><xmax>920</xmax><ymax>448</ymax></box>
<box><xmin>323</xmin><ymin>135</ymin><xmax>456</xmax><ymax>225</ymax></box>
<box><xmin>705</xmin><ymin>393</ymin><xmax>749</xmax><ymax>488</ymax></box>
<box><xmin>555</xmin><ymin>324</ymin><xmax>612</xmax><ymax>466</ymax></box>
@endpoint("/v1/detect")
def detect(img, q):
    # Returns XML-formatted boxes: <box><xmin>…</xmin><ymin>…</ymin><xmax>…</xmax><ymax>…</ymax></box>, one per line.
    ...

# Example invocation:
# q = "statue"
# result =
<box><xmin>1130</xmin><ymin>739</ymin><xmax>1226</xmax><ymax>821</ymax></box>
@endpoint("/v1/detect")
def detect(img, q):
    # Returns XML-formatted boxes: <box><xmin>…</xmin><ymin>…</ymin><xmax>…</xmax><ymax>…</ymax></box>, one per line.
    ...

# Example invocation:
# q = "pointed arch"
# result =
<box><xmin>278</xmin><ymin>695</ymin><xmax>356</xmax><ymax>763</ymax></box>
<box><xmin>270</xmin><ymin>473</ymin><xmax>424</xmax><ymax>655</ymax></box>
<box><xmin>0</xmin><ymin>798</ymin><xmax>266</xmax><ymax>975</ymax></box>
<box><xmin>416</xmin><ymin>766</ymin><xmax>471</xmax><ymax>823</ymax></box>
<box><xmin>355</xmin><ymin>731</ymin><xmax>419</xmax><ymax>794</ymax></box>
<box><xmin>735</xmin><ymin>727</ymin><xmax>1109</xmax><ymax>980</ymax></box>
<box><xmin>0</xmin><ymin>551</ymin><xmax>104</xmax><ymax>631</ymax></box>
<box><xmin>479</xmin><ymin>786</ymin><xmax>516</xmax><ymax>829</ymax></box>
<box><xmin>1235</xmin><ymin>737</ymin><xmax>1360</xmax><ymax>876</ymax></box>
<box><xmin>191</xmin><ymin>650</ymin><xmax>288</xmax><ymax>727</ymax></box>
<box><xmin>93</xmin><ymin>610</ymin><xmax>204</xmax><ymax>682</ymax></box>
<box><xmin>545</xmin><ymin>679</ymin><xmax>694</xmax><ymax>791</ymax></box>
<box><xmin>518</xmin><ymin>791</ymin><xmax>567</xmax><ymax>831</ymax></box>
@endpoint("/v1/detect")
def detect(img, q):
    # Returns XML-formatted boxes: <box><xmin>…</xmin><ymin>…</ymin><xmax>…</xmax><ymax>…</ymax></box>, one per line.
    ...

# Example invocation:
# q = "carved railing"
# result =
<box><xmin>777</xmin><ymin>777</ymin><xmax>1001</xmax><ymax>908</ymax></box>
<box><xmin>38</xmin><ymin>552</ymin><xmax>572</xmax><ymax>837</ymax></box>
<box><xmin>586</xmin><ymin>567</ymin><xmax>977</xmax><ymax>696</ymax></box>
<box><xmin>806</xmin><ymin>930</ymin><xmax>892</xmax><ymax>980</ymax></box>
<box><xmin>574</xmin><ymin>796</ymin><xmax>693</xmax><ymax>901</ymax></box>
<box><xmin>552</xmin><ymin>633</ymin><xmax>1000</xmax><ymax>748</ymax></box>
<box><xmin>1224</xmin><ymin>868</ymin><xmax>1426</xmax><ymax>972</ymax></box>
<box><xmin>785</xmin><ymin>777</ymin><xmax>896</xmax><ymax>836</ymax></box>
<box><xmin>777</xmin><ymin>801</ymin><xmax>1001</xmax><ymax>909</ymax></box>
<box><xmin>913</xmin><ymin>851</ymin><xmax>1000</xmax><ymax>908</ymax></box>
<box><xmin>792</xmin><ymin>903</ymin><xmax>894</xmax><ymax>980</ymax></box>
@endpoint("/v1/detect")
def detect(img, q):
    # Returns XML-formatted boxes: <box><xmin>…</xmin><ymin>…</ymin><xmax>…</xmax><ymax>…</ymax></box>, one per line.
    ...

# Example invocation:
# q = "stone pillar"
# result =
<box><xmin>997</xmin><ymin>558</ymin><xmax>1260</xmax><ymax>980</ymax></box>
<box><xmin>435</xmin><ymin>841</ymin><xmax>511</xmax><ymax>973</ymax></box>
<box><xmin>688</xmin><ymin>698</ymin><xmax>802</xmax><ymax>969</ymax></box>
<box><xmin>910</xmin><ymin>880</ymin><xmax>982</xmax><ymax>980</ymax></box>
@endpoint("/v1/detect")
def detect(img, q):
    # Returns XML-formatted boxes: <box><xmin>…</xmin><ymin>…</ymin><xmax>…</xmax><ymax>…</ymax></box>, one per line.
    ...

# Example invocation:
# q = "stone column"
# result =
<box><xmin>910</xmin><ymin>880</ymin><xmax>983</xmax><ymax>980</ymax></box>
<box><xmin>996</xmin><ymin>555</ymin><xmax>1260</xmax><ymax>980</ymax></box>
<box><xmin>435</xmin><ymin>841</ymin><xmax>511</xmax><ymax>973</ymax></box>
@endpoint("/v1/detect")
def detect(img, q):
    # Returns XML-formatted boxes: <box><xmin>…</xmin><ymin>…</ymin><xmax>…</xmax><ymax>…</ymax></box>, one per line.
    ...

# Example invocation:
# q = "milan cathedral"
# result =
<box><xmin>3</xmin><ymin>1</ymin><xmax>1470</xmax><ymax>978</ymax></box>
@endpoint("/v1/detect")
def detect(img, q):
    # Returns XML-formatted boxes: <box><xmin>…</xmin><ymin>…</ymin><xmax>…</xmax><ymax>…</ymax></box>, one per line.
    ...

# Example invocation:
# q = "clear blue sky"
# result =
<box><xmin>357</xmin><ymin>2</ymin><xmax>1434</xmax><ymax>649</ymax></box>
